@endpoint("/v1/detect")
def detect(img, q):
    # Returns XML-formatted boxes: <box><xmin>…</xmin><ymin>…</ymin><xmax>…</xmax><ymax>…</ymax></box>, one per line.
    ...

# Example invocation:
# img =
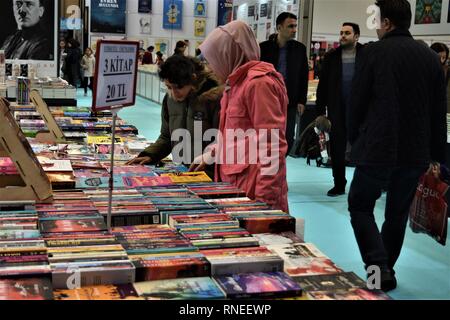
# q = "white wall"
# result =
<box><xmin>312</xmin><ymin>0</ymin><xmax>450</xmax><ymax>43</ymax></box>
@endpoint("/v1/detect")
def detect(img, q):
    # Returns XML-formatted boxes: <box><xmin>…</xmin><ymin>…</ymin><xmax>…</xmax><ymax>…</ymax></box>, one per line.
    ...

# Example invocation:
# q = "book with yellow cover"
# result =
<box><xmin>161</xmin><ymin>172</ymin><xmax>212</xmax><ymax>184</ymax></box>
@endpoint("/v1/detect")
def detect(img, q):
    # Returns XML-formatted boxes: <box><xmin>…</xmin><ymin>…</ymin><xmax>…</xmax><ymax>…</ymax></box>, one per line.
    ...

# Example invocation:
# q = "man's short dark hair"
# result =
<box><xmin>276</xmin><ymin>12</ymin><xmax>297</xmax><ymax>27</ymax></box>
<box><xmin>147</xmin><ymin>46</ymin><xmax>154</xmax><ymax>51</ymax></box>
<box><xmin>375</xmin><ymin>0</ymin><xmax>412</xmax><ymax>30</ymax></box>
<box><xmin>158</xmin><ymin>55</ymin><xmax>204</xmax><ymax>88</ymax></box>
<box><xmin>342</xmin><ymin>22</ymin><xmax>360</xmax><ymax>36</ymax></box>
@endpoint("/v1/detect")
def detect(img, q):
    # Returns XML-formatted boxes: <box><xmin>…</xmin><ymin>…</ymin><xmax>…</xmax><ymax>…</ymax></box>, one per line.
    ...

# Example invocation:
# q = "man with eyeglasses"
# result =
<box><xmin>2</xmin><ymin>0</ymin><xmax>52</xmax><ymax>60</ymax></box>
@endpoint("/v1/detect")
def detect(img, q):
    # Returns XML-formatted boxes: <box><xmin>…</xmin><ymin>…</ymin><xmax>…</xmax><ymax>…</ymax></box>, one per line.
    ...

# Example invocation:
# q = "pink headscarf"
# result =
<box><xmin>199</xmin><ymin>20</ymin><xmax>260</xmax><ymax>82</ymax></box>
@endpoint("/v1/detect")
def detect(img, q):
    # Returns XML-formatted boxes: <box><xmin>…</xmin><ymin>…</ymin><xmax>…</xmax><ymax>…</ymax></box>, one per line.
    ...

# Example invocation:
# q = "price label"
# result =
<box><xmin>92</xmin><ymin>40</ymin><xmax>139</xmax><ymax>111</ymax></box>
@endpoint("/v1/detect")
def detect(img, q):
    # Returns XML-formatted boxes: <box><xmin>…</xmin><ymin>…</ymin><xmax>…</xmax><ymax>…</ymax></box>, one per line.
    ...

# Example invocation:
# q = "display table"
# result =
<box><xmin>1</xmin><ymin>83</ymin><xmax>77</xmax><ymax>106</ymax></box>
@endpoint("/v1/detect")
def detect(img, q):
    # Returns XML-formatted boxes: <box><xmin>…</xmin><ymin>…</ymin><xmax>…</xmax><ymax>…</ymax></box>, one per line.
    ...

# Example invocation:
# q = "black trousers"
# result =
<box><xmin>330</xmin><ymin>132</ymin><xmax>347</xmax><ymax>189</ymax></box>
<box><xmin>286</xmin><ymin>105</ymin><xmax>298</xmax><ymax>155</ymax></box>
<box><xmin>83</xmin><ymin>77</ymin><xmax>94</xmax><ymax>94</ymax></box>
<box><xmin>348</xmin><ymin>165</ymin><xmax>426</xmax><ymax>271</ymax></box>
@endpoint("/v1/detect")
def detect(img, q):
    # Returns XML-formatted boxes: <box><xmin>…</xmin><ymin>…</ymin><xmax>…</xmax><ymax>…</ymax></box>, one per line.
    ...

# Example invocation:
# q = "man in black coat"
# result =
<box><xmin>348</xmin><ymin>0</ymin><xmax>447</xmax><ymax>292</ymax></box>
<box><xmin>260</xmin><ymin>12</ymin><xmax>309</xmax><ymax>155</ymax></box>
<box><xmin>316</xmin><ymin>23</ymin><xmax>364</xmax><ymax>196</ymax></box>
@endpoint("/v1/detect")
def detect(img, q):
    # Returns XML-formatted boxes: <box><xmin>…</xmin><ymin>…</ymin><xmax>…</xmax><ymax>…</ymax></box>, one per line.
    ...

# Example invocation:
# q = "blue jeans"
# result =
<box><xmin>348</xmin><ymin>165</ymin><xmax>427</xmax><ymax>271</ymax></box>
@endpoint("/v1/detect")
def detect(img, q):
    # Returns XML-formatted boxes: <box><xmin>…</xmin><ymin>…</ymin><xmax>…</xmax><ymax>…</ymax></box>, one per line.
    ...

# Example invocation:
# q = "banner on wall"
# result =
<box><xmin>194</xmin><ymin>19</ymin><xmax>206</xmax><ymax>37</ymax></box>
<box><xmin>217</xmin><ymin>0</ymin><xmax>233</xmax><ymax>26</ymax></box>
<box><xmin>138</xmin><ymin>0</ymin><xmax>152</xmax><ymax>13</ymax></box>
<box><xmin>0</xmin><ymin>0</ymin><xmax>57</xmax><ymax>77</ymax></box>
<box><xmin>194</xmin><ymin>0</ymin><xmax>207</xmax><ymax>17</ymax></box>
<box><xmin>415</xmin><ymin>0</ymin><xmax>442</xmax><ymax>24</ymax></box>
<box><xmin>139</xmin><ymin>16</ymin><xmax>151</xmax><ymax>34</ymax></box>
<box><xmin>163</xmin><ymin>0</ymin><xmax>183</xmax><ymax>30</ymax></box>
<box><xmin>154</xmin><ymin>39</ymin><xmax>169</xmax><ymax>55</ymax></box>
<box><xmin>61</xmin><ymin>4</ymin><xmax>82</xmax><ymax>30</ymax></box>
<box><xmin>91</xmin><ymin>0</ymin><xmax>127</xmax><ymax>34</ymax></box>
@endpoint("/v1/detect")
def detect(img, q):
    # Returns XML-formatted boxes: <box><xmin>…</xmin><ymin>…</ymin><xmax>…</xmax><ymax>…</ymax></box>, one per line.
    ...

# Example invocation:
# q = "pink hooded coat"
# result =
<box><xmin>200</xmin><ymin>21</ymin><xmax>289</xmax><ymax>212</ymax></box>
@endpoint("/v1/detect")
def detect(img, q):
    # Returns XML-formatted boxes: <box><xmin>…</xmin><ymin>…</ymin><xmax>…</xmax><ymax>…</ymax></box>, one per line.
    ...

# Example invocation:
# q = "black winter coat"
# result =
<box><xmin>315</xmin><ymin>43</ymin><xmax>365</xmax><ymax>138</ymax></box>
<box><xmin>260</xmin><ymin>34</ymin><xmax>309</xmax><ymax>107</ymax></box>
<box><xmin>348</xmin><ymin>29</ymin><xmax>447</xmax><ymax>167</ymax></box>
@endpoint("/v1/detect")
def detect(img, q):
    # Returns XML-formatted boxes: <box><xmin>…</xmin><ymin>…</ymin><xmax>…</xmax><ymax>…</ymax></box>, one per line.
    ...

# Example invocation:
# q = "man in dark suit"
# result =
<box><xmin>316</xmin><ymin>22</ymin><xmax>364</xmax><ymax>197</ymax></box>
<box><xmin>260</xmin><ymin>12</ymin><xmax>309</xmax><ymax>155</ymax></box>
<box><xmin>348</xmin><ymin>0</ymin><xmax>447</xmax><ymax>291</ymax></box>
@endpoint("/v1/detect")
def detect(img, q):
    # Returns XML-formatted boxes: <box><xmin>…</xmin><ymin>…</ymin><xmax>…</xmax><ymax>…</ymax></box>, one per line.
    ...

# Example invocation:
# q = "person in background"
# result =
<box><xmin>260</xmin><ymin>12</ymin><xmax>309</xmax><ymax>155</ymax></box>
<box><xmin>173</xmin><ymin>40</ymin><xmax>187</xmax><ymax>56</ymax></box>
<box><xmin>81</xmin><ymin>47</ymin><xmax>95</xmax><ymax>97</ymax></box>
<box><xmin>347</xmin><ymin>0</ymin><xmax>447</xmax><ymax>292</ymax></box>
<box><xmin>142</xmin><ymin>46</ymin><xmax>154</xmax><ymax>65</ymax></box>
<box><xmin>315</xmin><ymin>22</ymin><xmax>364</xmax><ymax>197</ymax></box>
<box><xmin>190</xmin><ymin>21</ymin><xmax>289</xmax><ymax>213</ymax></box>
<box><xmin>65</xmin><ymin>38</ymin><xmax>82</xmax><ymax>87</ymax></box>
<box><xmin>430</xmin><ymin>42</ymin><xmax>449</xmax><ymax>83</ymax></box>
<box><xmin>138</xmin><ymin>48</ymin><xmax>145</xmax><ymax>65</ymax></box>
<box><xmin>155</xmin><ymin>51</ymin><xmax>164</xmax><ymax>66</ymax></box>
<box><xmin>59</xmin><ymin>39</ymin><xmax>67</xmax><ymax>79</ymax></box>
<box><xmin>125</xmin><ymin>55</ymin><xmax>223</xmax><ymax>179</ymax></box>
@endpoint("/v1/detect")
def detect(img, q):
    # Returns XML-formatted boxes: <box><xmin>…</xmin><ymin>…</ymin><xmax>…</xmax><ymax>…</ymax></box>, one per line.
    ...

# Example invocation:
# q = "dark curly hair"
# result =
<box><xmin>158</xmin><ymin>55</ymin><xmax>205</xmax><ymax>88</ymax></box>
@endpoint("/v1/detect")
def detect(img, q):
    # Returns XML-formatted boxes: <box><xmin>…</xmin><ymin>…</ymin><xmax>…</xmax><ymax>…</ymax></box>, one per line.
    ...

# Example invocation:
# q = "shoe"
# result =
<box><xmin>380</xmin><ymin>270</ymin><xmax>397</xmax><ymax>292</ymax></box>
<box><xmin>327</xmin><ymin>186</ymin><xmax>345</xmax><ymax>197</ymax></box>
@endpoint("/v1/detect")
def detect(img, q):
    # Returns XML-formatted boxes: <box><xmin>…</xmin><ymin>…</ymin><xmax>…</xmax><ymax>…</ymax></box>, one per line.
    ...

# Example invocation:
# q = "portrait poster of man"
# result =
<box><xmin>91</xmin><ymin>0</ymin><xmax>126</xmax><ymax>34</ymax></box>
<box><xmin>0</xmin><ymin>0</ymin><xmax>55</xmax><ymax>61</ymax></box>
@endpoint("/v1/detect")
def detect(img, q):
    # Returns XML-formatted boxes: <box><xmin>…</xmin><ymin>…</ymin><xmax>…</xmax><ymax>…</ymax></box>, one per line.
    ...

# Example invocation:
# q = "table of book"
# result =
<box><xmin>0</xmin><ymin>103</ymin><xmax>392</xmax><ymax>301</ymax></box>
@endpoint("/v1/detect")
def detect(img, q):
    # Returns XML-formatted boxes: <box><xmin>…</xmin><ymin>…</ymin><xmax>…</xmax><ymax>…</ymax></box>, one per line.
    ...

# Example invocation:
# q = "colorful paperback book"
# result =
<box><xmin>53</xmin><ymin>284</ymin><xmax>142</xmax><ymax>300</ymax></box>
<box><xmin>122</xmin><ymin>176</ymin><xmax>173</xmax><ymax>188</ymax></box>
<box><xmin>133</xmin><ymin>277</ymin><xmax>226</xmax><ymax>300</ymax></box>
<box><xmin>161</xmin><ymin>172</ymin><xmax>212</xmax><ymax>184</ymax></box>
<box><xmin>214</xmin><ymin>272</ymin><xmax>302</xmax><ymax>299</ymax></box>
<box><xmin>307</xmin><ymin>288</ymin><xmax>391</xmax><ymax>300</ymax></box>
<box><xmin>39</xmin><ymin>217</ymin><xmax>107</xmax><ymax>233</ymax></box>
<box><xmin>292</xmin><ymin>272</ymin><xmax>367</xmax><ymax>292</ymax></box>
<box><xmin>267</xmin><ymin>244</ymin><xmax>343</xmax><ymax>276</ymax></box>
<box><xmin>0</xmin><ymin>278</ymin><xmax>53</xmax><ymax>300</ymax></box>
<box><xmin>75</xmin><ymin>177</ymin><xmax>125</xmax><ymax>189</ymax></box>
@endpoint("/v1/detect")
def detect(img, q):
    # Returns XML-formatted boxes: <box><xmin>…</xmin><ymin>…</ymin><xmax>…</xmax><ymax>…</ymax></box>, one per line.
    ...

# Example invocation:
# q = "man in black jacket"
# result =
<box><xmin>260</xmin><ymin>12</ymin><xmax>309</xmax><ymax>155</ymax></box>
<box><xmin>316</xmin><ymin>23</ymin><xmax>364</xmax><ymax>196</ymax></box>
<box><xmin>348</xmin><ymin>0</ymin><xmax>447</xmax><ymax>292</ymax></box>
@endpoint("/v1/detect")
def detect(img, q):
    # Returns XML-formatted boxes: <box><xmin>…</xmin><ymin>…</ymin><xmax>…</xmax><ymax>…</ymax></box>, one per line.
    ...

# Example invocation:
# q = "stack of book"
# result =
<box><xmin>44</xmin><ymin>231</ymin><xmax>135</xmax><ymax>289</ymax></box>
<box><xmin>186</xmin><ymin>182</ymin><xmax>247</xmax><ymax>199</ymax></box>
<box><xmin>201</xmin><ymin>247</ymin><xmax>284</xmax><ymax>276</ymax></box>
<box><xmin>0</xmin><ymin>202</ymin><xmax>51</xmax><ymax>279</ymax></box>
<box><xmin>112</xmin><ymin>225</ymin><xmax>208</xmax><ymax>282</ymax></box>
<box><xmin>83</xmin><ymin>189</ymin><xmax>160</xmax><ymax>226</ymax></box>
<box><xmin>206</xmin><ymin>198</ymin><xmax>296</xmax><ymax>234</ymax></box>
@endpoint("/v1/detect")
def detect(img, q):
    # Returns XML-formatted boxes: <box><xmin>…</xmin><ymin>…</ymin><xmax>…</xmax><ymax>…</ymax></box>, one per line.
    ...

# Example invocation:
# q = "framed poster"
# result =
<box><xmin>138</xmin><ymin>0</ymin><xmax>152</xmax><ymax>13</ymax></box>
<box><xmin>139</xmin><ymin>16</ymin><xmax>151</xmax><ymax>34</ymax></box>
<box><xmin>91</xmin><ymin>0</ymin><xmax>127</xmax><ymax>34</ymax></box>
<box><xmin>92</xmin><ymin>40</ymin><xmax>139</xmax><ymax>111</ymax></box>
<box><xmin>163</xmin><ymin>0</ymin><xmax>183</xmax><ymax>30</ymax></box>
<box><xmin>415</xmin><ymin>0</ymin><xmax>442</xmax><ymax>24</ymax></box>
<box><xmin>194</xmin><ymin>19</ymin><xmax>206</xmax><ymax>37</ymax></box>
<box><xmin>0</xmin><ymin>0</ymin><xmax>57</xmax><ymax>76</ymax></box>
<box><xmin>154</xmin><ymin>39</ymin><xmax>169</xmax><ymax>56</ymax></box>
<box><xmin>218</xmin><ymin>0</ymin><xmax>233</xmax><ymax>26</ymax></box>
<box><xmin>194</xmin><ymin>0</ymin><xmax>207</xmax><ymax>17</ymax></box>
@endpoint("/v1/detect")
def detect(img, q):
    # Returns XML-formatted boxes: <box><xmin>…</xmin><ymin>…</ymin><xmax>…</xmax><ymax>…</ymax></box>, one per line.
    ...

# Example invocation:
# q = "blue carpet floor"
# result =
<box><xmin>78</xmin><ymin>89</ymin><xmax>450</xmax><ymax>300</ymax></box>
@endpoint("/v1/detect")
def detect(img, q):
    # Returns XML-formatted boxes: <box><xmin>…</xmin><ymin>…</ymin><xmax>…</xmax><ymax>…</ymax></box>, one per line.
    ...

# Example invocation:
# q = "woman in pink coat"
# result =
<box><xmin>190</xmin><ymin>20</ymin><xmax>289</xmax><ymax>212</ymax></box>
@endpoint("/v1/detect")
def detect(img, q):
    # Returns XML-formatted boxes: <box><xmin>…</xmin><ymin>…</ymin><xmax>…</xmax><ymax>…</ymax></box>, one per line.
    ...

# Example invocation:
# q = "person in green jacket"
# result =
<box><xmin>126</xmin><ymin>55</ymin><xmax>222</xmax><ymax>178</ymax></box>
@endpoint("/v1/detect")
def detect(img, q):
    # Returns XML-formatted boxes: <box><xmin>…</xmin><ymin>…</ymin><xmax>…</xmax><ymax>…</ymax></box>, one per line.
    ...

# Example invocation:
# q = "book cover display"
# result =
<box><xmin>91</xmin><ymin>0</ymin><xmax>127</xmax><ymax>34</ymax></box>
